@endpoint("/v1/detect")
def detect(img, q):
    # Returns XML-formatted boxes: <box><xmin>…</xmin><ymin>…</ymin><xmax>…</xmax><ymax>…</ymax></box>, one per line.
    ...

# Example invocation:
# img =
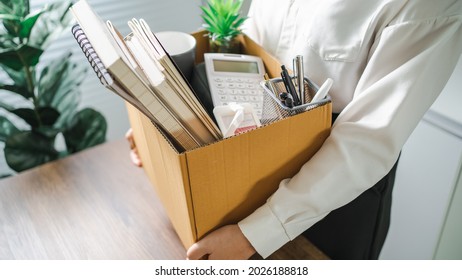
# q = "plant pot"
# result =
<box><xmin>209</xmin><ymin>37</ymin><xmax>241</xmax><ymax>54</ymax></box>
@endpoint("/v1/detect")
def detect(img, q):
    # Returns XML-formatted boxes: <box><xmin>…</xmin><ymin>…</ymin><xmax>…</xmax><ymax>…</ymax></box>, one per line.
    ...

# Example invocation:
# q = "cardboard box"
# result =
<box><xmin>126</xmin><ymin>31</ymin><xmax>332</xmax><ymax>248</ymax></box>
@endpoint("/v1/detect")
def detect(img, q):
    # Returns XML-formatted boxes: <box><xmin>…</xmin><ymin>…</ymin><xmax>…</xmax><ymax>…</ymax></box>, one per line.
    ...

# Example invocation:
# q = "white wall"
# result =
<box><xmin>0</xmin><ymin>0</ymin><xmax>203</xmax><ymax>175</ymax></box>
<box><xmin>241</xmin><ymin>0</ymin><xmax>252</xmax><ymax>14</ymax></box>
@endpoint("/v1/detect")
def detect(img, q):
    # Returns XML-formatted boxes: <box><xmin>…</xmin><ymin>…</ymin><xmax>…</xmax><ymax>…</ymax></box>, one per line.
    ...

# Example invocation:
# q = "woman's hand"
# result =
<box><xmin>186</xmin><ymin>224</ymin><xmax>256</xmax><ymax>260</ymax></box>
<box><xmin>125</xmin><ymin>128</ymin><xmax>142</xmax><ymax>167</ymax></box>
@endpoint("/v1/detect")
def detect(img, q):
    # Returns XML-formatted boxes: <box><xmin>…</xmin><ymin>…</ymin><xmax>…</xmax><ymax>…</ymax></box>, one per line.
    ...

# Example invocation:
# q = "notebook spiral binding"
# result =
<box><xmin>71</xmin><ymin>24</ymin><xmax>111</xmax><ymax>87</ymax></box>
<box><xmin>70</xmin><ymin>24</ymin><xmax>196</xmax><ymax>152</ymax></box>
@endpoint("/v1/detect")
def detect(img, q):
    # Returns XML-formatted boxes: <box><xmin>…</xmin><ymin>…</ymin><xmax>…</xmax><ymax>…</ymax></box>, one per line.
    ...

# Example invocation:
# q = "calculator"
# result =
<box><xmin>204</xmin><ymin>53</ymin><xmax>266</xmax><ymax>119</ymax></box>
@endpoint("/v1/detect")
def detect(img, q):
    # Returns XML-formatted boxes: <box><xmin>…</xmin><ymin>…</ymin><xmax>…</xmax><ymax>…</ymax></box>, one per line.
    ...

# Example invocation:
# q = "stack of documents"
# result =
<box><xmin>70</xmin><ymin>0</ymin><xmax>221</xmax><ymax>152</ymax></box>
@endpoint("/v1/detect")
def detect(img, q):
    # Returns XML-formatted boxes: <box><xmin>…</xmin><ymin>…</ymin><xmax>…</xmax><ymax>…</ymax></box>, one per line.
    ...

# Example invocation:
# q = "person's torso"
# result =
<box><xmin>244</xmin><ymin>0</ymin><xmax>461</xmax><ymax>112</ymax></box>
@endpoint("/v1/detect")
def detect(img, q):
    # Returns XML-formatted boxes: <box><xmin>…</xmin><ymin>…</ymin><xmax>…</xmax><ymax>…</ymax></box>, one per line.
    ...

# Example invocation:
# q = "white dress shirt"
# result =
<box><xmin>238</xmin><ymin>0</ymin><xmax>462</xmax><ymax>258</ymax></box>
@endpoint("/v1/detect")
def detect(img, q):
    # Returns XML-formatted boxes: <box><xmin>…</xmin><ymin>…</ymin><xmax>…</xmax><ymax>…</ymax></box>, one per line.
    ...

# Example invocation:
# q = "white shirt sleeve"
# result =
<box><xmin>239</xmin><ymin>14</ymin><xmax>462</xmax><ymax>258</ymax></box>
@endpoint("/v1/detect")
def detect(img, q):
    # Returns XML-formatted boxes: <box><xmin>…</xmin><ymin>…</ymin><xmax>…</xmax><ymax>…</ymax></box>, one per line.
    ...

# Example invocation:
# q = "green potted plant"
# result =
<box><xmin>0</xmin><ymin>0</ymin><xmax>107</xmax><ymax>176</ymax></box>
<box><xmin>200</xmin><ymin>0</ymin><xmax>247</xmax><ymax>53</ymax></box>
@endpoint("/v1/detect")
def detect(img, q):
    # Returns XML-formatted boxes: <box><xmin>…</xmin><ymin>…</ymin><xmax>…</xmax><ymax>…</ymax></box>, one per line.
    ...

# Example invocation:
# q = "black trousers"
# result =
<box><xmin>302</xmin><ymin>114</ymin><xmax>399</xmax><ymax>260</ymax></box>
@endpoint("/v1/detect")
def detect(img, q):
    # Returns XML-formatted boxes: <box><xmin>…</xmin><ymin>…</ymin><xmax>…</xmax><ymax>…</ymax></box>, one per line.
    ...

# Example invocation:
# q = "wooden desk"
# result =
<box><xmin>0</xmin><ymin>140</ymin><xmax>327</xmax><ymax>260</ymax></box>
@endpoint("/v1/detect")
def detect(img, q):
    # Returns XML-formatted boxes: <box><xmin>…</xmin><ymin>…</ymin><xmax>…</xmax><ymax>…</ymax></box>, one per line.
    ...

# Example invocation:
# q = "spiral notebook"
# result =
<box><xmin>71</xmin><ymin>24</ymin><xmax>199</xmax><ymax>152</ymax></box>
<box><xmin>71</xmin><ymin>24</ymin><xmax>152</xmax><ymax>121</ymax></box>
<box><xmin>70</xmin><ymin>0</ymin><xmax>222</xmax><ymax>152</ymax></box>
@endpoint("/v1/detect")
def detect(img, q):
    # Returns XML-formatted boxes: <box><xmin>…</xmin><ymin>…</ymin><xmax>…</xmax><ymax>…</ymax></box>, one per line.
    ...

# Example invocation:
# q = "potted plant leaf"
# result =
<box><xmin>0</xmin><ymin>0</ymin><xmax>107</xmax><ymax>176</ymax></box>
<box><xmin>200</xmin><ymin>0</ymin><xmax>247</xmax><ymax>53</ymax></box>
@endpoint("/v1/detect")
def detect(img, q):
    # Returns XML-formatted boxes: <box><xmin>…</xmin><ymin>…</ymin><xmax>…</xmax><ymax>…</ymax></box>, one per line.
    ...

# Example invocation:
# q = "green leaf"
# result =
<box><xmin>0</xmin><ymin>14</ymin><xmax>20</xmax><ymax>21</ymax></box>
<box><xmin>234</xmin><ymin>17</ymin><xmax>247</xmax><ymax>28</ymax></box>
<box><xmin>0</xmin><ymin>0</ymin><xmax>29</xmax><ymax>35</ymax></box>
<box><xmin>0</xmin><ymin>0</ymin><xmax>29</xmax><ymax>17</ymax></box>
<box><xmin>201</xmin><ymin>6</ymin><xmax>218</xmax><ymax>26</ymax></box>
<box><xmin>19</xmin><ymin>10</ymin><xmax>43</xmax><ymax>39</ymax></box>
<box><xmin>37</xmin><ymin>52</ymin><xmax>72</xmax><ymax>105</ymax></box>
<box><xmin>2</xmin><ymin>19</ymin><xmax>20</xmax><ymax>35</ymax></box>
<box><xmin>27</xmin><ymin>0</ymin><xmax>74</xmax><ymax>50</ymax></box>
<box><xmin>10</xmin><ymin>108</ymin><xmax>38</xmax><ymax>127</ymax></box>
<box><xmin>38</xmin><ymin>52</ymin><xmax>87</xmax><ymax>128</ymax></box>
<box><xmin>200</xmin><ymin>0</ymin><xmax>246</xmax><ymax>39</ymax></box>
<box><xmin>1</xmin><ymin>66</ymin><xmax>28</xmax><ymax>88</ymax></box>
<box><xmin>58</xmin><ymin>150</ymin><xmax>69</xmax><ymax>158</ymax></box>
<box><xmin>0</xmin><ymin>99</ymin><xmax>15</xmax><ymax>112</ymax></box>
<box><xmin>0</xmin><ymin>44</ymin><xmax>43</xmax><ymax>70</ymax></box>
<box><xmin>0</xmin><ymin>173</ymin><xmax>12</xmax><ymax>179</ymax></box>
<box><xmin>4</xmin><ymin>130</ymin><xmax>58</xmax><ymax>172</ymax></box>
<box><xmin>34</xmin><ymin>125</ymin><xmax>61</xmax><ymax>139</ymax></box>
<box><xmin>0</xmin><ymin>115</ymin><xmax>20</xmax><ymax>142</ymax></box>
<box><xmin>63</xmin><ymin>108</ymin><xmax>107</xmax><ymax>153</ymax></box>
<box><xmin>38</xmin><ymin>107</ymin><xmax>60</xmax><ymax>126</ymax></box>
<box><xmin>0</xmin><ymin>84</ymin><xmax>32</xmax><ymax>99</ymax></box>
<box><xmin>51</xmin><ymin>88</ymin><xmax>80</xmax><ymax>129</ymax></box>
<box><xmin>10</xmin><ymin>106</ymin><xmax>61</xmax><ymax>129</ymax></box>
<box><xmin>0</xmin><ymin>49</ymin><xmax>23</xmax><ymax>71</ymax></box>
<box><xmin>0</xmin><ymin>1</ymin><xmax>13</xmax><ymax>14</ymax></box>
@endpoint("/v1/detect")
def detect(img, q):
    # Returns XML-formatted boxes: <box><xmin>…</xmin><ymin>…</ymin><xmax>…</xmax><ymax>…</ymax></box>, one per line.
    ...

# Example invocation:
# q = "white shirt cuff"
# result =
<box><xmin>238</xmin><ymin>204</ymin><xmax>290</xmax><ymax>258</ymax></box>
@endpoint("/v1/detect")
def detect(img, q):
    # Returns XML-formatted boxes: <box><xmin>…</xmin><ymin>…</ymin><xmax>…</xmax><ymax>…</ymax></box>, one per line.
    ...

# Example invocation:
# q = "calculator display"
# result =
<box><xmin>212</xmin><ymin>60</ymin><xmax>260</xmax><ymax>74</ymax></box>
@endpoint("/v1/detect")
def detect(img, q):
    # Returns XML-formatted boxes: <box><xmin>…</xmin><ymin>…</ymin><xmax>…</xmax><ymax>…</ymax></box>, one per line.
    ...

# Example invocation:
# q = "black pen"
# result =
<box><xmin>281</xmin><ymin>65</ymin><xmax>301</xmax><ymax>106</ymax></box>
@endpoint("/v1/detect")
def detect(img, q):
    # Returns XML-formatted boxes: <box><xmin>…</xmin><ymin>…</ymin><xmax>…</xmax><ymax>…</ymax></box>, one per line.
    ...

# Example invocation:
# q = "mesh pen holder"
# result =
<box><xmin>260</xmin><ymin>76</ymin><xmax>330</xmax><ymax>124</ymax></box>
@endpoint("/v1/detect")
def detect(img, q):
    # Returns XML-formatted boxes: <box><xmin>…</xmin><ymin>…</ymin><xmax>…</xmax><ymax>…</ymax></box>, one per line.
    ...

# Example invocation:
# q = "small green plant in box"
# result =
<box><xmin>0</xmin><ymin>0</ymin><xmax>107</xmax><ymax>176</ymax></box>
<box><xmin>200</xmin><ymin>0</ymin><xmax>247</xmax><ymax>53</ymax></box>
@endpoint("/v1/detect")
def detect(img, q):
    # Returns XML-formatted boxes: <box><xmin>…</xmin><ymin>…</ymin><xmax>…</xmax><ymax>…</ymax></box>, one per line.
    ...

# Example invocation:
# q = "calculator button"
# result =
<box><xmin>211</xmin><ymin>74</ymin><xmax>264</xmax><ymax>115</ymax></box>
<box><xmin>252</xmin><ymin>103</ymin><xmax>262</xmax><ymax>109</ymax></box>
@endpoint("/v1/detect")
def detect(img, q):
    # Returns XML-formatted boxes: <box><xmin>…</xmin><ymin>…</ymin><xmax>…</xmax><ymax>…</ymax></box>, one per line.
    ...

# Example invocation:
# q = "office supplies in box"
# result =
<box><xmin>126</xmin><ymin>30</ymin><xmax>332</xmax><ymax>248</ymax></box>
<box><xmin>260</xmin><ymin>76</ymin><xmax>331</xmax><ymax>123</ymax></box>
<box><xmin>71</xmin><ymin>0</ymin><xmax>221</xmax><ymax>153</ymax></box>
<box><xmin>71</xmin><ymin>0</ymin><xmax>331</xmax><ymax>249</ymax></box>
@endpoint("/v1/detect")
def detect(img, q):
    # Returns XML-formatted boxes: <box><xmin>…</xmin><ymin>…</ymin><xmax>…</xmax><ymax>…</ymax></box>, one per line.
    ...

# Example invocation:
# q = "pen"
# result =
<box><xmin>311</xmin><ymin>78</ymin><xmax>333</xmax><ymax>103</ymax></box>
<box><xmin>294</xmin><ymin>55</ymin><xmax>305</xmax><ymax>104</ymax></box>
<box><xmin>281</xmin><ymin>65</ymin><xmax>301</xmax><ymax>106</ymax></box>
<box><xmin>292</xmin><ymin>58</ymin><xmax>299</xmax><ymax>93</ymax></box>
